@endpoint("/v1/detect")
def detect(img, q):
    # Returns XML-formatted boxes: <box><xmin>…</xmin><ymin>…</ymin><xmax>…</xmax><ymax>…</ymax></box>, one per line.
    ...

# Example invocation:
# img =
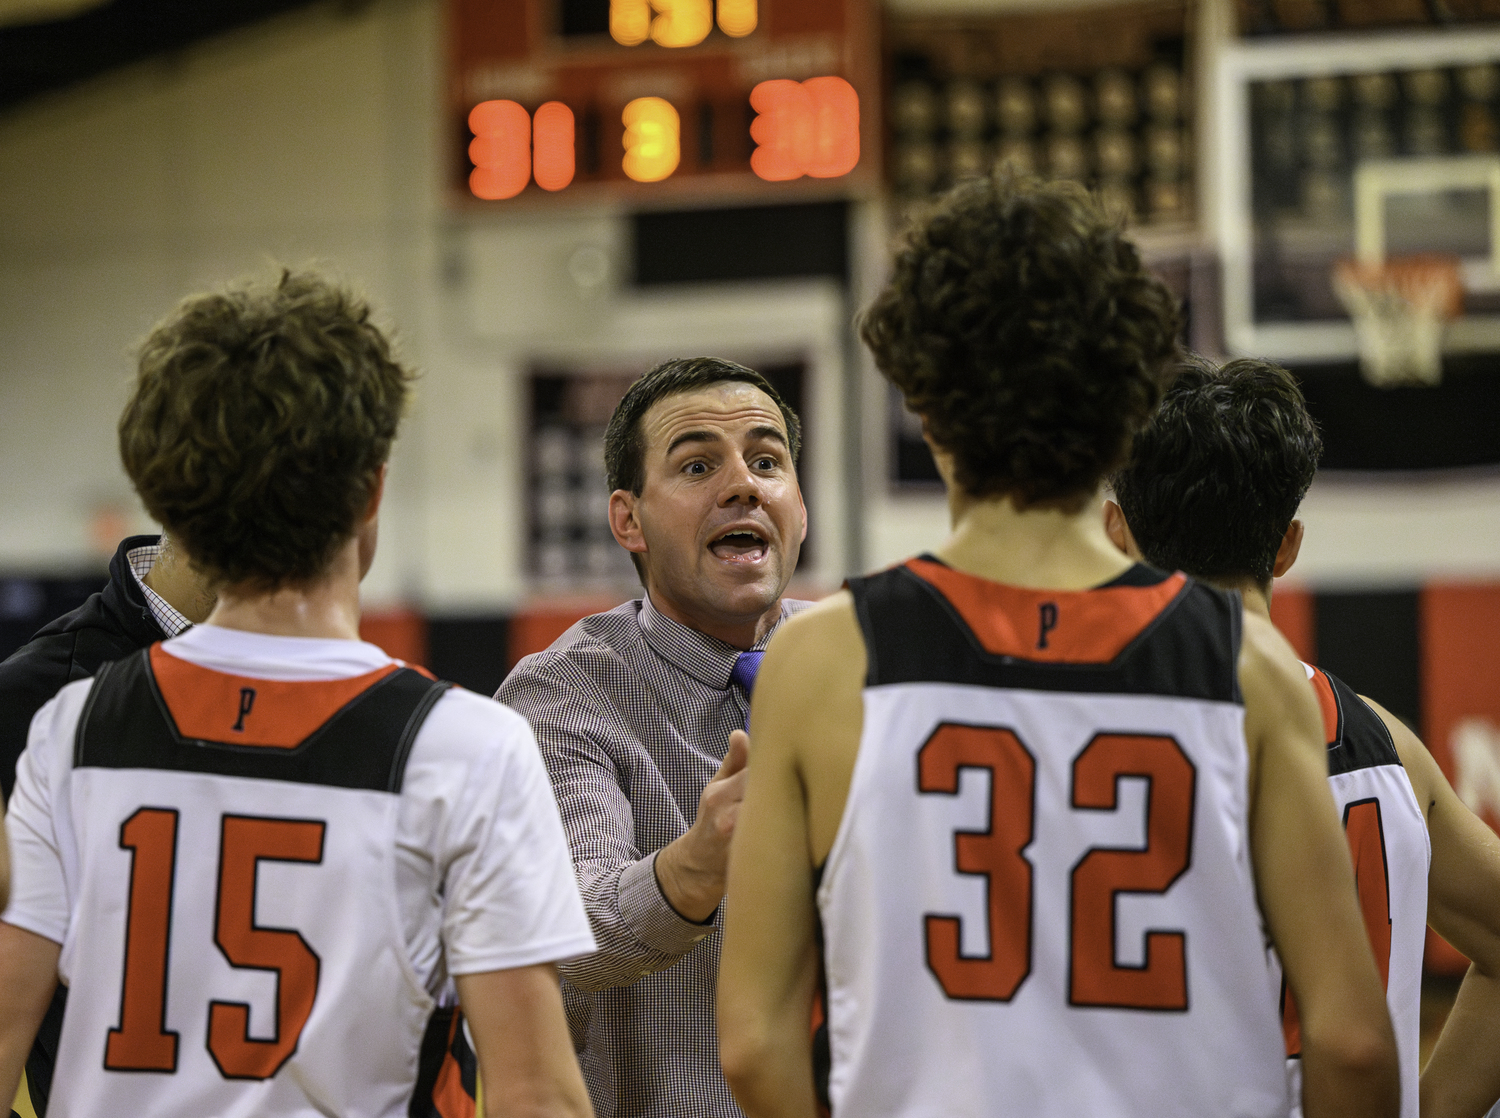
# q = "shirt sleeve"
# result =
<box><xmin>416</xmin><ymin>691</ymin><xmax>598</xmax><ymax>977</ymax></box>
<box><xmin>3</xmin><ymin>682</ymin><xmax>89</xmax><ymax>944</ymax></box>
<box><xmin>497</xmin><ymin>657</ymin><xmax>716</xmax><ymax>992</ymax></box>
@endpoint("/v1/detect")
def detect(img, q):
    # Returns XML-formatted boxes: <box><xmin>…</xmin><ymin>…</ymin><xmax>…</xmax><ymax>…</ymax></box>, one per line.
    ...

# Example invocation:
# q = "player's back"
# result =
<box><xmin>23</xmin><ymin>637</ymin><xmax>456</xmax><ymax>1118</ymax></box>
<box><xmin>821</xmin><ymin>555</ymin><xmax>1290</xmax><ymax>1118</ymax></box>
<box><xmin>1282</xmin><ymin>665</ymin><xmax>1429</xmax><ymax>1118</ymax></box>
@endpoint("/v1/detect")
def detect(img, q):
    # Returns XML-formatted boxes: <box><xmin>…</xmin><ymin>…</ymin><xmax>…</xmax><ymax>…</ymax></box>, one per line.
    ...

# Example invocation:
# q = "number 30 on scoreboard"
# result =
<box><xmin>467</xmin><ymin>76</ymin><xmax>860</xmax><ymax>200</ymax></box>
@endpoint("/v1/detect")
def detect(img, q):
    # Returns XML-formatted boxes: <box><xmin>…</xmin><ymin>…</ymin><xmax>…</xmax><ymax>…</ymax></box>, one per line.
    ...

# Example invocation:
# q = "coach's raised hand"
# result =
<box><xmin>656</xmin><ymin>729</ymin><xmax>750</xmax><ymax>923</ymax></box>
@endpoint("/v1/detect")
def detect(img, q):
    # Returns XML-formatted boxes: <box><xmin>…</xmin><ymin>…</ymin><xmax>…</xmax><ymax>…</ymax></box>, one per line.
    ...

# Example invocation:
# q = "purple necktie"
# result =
<box><xmin>730</xmin><ymin>651</ymin><xmax>765</xmax><ymax>727</ymax></box>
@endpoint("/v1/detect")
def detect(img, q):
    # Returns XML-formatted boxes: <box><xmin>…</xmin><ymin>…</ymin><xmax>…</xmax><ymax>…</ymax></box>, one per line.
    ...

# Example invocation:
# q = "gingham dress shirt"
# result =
<box><xmin>497</xmin><ymin>593</ymin><xmax>810</xmax><ymax>1118</ymax></box>
<box><xmin>126</xmin><ymin>540</ymin><xmax>193</xmax><ymax>637</ymax></box>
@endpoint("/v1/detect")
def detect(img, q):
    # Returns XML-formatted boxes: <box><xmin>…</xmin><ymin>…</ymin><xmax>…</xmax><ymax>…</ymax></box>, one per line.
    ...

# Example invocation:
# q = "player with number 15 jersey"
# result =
<box><xmin>0</xmin><ymin>272</ymin><xmax>597</xmax><ymax>1118</ymax></box>
<box><xmin>7</xmin><ymin>627</ymin><xmax>595</xmax><ymax>1117</ymax></box>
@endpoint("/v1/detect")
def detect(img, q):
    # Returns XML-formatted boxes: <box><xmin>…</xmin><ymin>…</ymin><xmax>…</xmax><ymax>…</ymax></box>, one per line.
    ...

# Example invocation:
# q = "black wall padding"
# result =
<box><xmin>632</xmin><ymin>201</ymin><xmax>848</xmax><ymax>286</ymax></box>
<box><xmin>1314</xmin><ymin>589</ymin><xmax>1421</xmax><ymax>731</ymax></box>
<box><xmin>428</xmin><ymin>616</ymin><xmax>512</xmax><ymax>699</ymax></box>
<box><xmin>1295</xmin><ymin>356</ymin><xmax>1500</xmax><ymax>471</ymax></box>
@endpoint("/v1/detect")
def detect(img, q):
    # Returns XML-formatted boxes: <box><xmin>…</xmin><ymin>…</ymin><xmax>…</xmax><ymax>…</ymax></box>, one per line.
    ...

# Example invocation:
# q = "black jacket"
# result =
<box><xmin>0</xmin><ymin>534</ymin><xmax>168</xmax><ymax>1118</ymax></box>
<box><xmin>0</xmin><ymin>535</ymin><xmax>168</xmax><ymax>801</ymax></box>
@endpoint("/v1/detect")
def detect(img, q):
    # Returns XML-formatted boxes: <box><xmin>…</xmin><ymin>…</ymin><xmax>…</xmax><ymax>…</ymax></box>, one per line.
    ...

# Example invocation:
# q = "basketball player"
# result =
<box><xmin>1105</xmin><ymin>356</ymin><xmax>1500</xmax><ymax>1118</ymax></box>
<box><xmin>0</xmin><ymin>273</ymin><xmax>598</xmax><ymax>1117</ymax></box>
<box><xmin>716</xmin><ymin>176</ymin><xmax>1398</xmax><ymax>1118</ymax></box>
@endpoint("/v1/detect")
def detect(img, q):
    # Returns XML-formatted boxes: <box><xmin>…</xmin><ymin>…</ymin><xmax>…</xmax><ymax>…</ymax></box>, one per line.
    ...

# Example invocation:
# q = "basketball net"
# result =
<box><xmin>1332</xmin><ymin>254</ymin><xmax>1464</xmax><ymax>388</ymax></box>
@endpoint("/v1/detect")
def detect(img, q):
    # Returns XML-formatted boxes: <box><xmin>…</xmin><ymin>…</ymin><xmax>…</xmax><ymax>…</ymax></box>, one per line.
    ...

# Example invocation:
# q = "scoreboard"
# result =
<box><xmin>447</xmin><ymin>0</ymin><xmax>878</xmax><ymax>202</ymax></box>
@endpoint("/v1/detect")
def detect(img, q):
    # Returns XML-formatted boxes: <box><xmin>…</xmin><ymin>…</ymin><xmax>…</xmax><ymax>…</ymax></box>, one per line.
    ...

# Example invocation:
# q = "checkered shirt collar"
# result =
<box><xmin>637</xmin><ymin>592</ymin><xmax>781</xmax><ymax>691</ymax></box>
<box><xmin>126</xmin><ymin>541</ymin><xmax>193</xmax><ymax>638</ymax></box>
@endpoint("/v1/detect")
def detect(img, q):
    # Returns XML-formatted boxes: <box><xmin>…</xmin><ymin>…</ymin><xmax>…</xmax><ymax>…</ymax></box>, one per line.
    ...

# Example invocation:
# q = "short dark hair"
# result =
<box><xmin>604</xmin><ymin>357</ymin><xmax>802</xmax><ymax>495</ymax></box>
<box><xmin>860</xmin><ymin>174</ymin><xmax>1181</xmax><ymax>508</ymax></box>
<box><xmin>1111</xmin><ymin>356</ymin><xmax>1323</xmax><ymax>585</ymax></box>
<box><xmin>119</xmin><ymin>271</ymin><xmax>414</xmax><ymax>590</ymax></box>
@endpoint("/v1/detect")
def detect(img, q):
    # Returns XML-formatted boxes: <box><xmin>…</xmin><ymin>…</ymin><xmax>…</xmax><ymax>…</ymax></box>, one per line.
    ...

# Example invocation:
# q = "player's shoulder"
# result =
<box><xmin>12</xmin><ymin>674</ymin><xmax>99</xmax><ymax>789</ymax></box>
<box><xmin>771</xmin><ymin>589</ymin><xmax>857</xmax><ymax>642</ymax></box>
<box><xmin>1316</xmin><ymin>665</ymin><xmax>1398</xmax><ymax>738</ymax></box>
<box><xmin>396</xmin><ymin>686</ymin><xmax>543</xmax><ymax>802</ymax></box>
<box><xmin>1343</xmin><ymin>685</ymin><xmax>1423</xmax><ymax>776</ymax></box>
<box><xmin>424</xmin><ymin>684</ymin><xmax>537</xmax><ymax>752</ymax></box>
<box><xmin>1237</xmin><ymin>608</ymin><xmax>1324</xmax><ymax>732</ymax></box>
<box><xmin>762</xmin><ymin>590</ymin><xmax>864</xmax><ymax>689</ymax></box>
<box><xmin>33</xmin><ymin>673</ymin><xmax>98</xmax><ymax>732</ymax></box>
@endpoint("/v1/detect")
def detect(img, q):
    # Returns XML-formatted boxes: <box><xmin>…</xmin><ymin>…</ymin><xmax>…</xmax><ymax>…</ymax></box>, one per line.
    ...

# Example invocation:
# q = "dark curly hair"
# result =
<box><xmin>119</xmin><ymin>271</ymin><xmax>414</xmax><ymax>590</ymax></box>
<box><xmin>1111</xmin><ymin>356</ymin><xmax>1323</xmax><ymax>586</ymax></box>
<box><xmin>604</xmin><ymin>356</ymin><xmax>801</xmax><ymax>496</ymax></box>
<box><xmin>860</xmin><ymin>174</ymin><xmax>1181</xmax><ymax>507</ymax></box>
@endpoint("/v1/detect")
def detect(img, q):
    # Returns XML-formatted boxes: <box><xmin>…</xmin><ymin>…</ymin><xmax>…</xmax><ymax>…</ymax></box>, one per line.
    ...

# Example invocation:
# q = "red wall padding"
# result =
<box><xmin>359</xmin><ymin>608</ymin><xmax>429</xmax><ymax>669</ymax></box>
<box><xmin>1269</xmin><ymin>585</ymin><xmax>1316</xmax><ymax>664</ymax></box>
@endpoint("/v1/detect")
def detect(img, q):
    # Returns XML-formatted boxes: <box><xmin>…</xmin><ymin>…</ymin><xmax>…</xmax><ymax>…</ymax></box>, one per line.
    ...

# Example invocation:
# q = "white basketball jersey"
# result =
<box><xmin>45</xmin><ymin>645</ymin><xmax>451</xmax><ymax>1118</ymax></box>
<box><xmin>1283</xmin><ymin>664</ymin><xmax>1430</xmax><ymax>1118</ymax></box>
<box><xmin>821</xmin><ymin>557</ymin><xmax>1290</xmax><ymax>1118</ymax></box>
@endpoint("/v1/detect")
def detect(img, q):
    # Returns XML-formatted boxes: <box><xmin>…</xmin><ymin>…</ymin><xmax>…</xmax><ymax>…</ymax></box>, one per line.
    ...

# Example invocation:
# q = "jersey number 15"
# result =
<box><xmin>104</xmin><ymin>807</ymin><xmax>326</xmax><ymax>1079</ymax></box>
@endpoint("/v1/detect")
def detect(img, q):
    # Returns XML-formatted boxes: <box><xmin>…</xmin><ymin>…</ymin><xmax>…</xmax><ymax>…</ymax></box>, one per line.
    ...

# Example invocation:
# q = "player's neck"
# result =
<box><xmin>935</xmin><ymin>486</ymin><xmax>1133</xmax><ymax>591</ymax></box>
<box><xmin>204</xmin><ymin>538</ymin><xmax>364</xmax><ymax>641</ymax></box>
<box><xmin>1206</xmin><ymin>574</ymin><xmax>1274</xmax><ymax>622</ymax></box>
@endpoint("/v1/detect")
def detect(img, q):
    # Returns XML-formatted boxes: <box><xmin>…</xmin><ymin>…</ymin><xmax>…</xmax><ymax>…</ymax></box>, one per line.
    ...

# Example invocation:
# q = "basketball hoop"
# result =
<box><xmin>1332</xmin><ymin>254</ymin><xmax>1464</xmax><ymax>388</ymax></box>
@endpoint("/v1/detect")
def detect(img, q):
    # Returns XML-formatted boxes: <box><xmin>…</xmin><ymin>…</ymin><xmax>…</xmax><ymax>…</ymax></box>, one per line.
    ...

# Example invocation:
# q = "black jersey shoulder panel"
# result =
<box><xmin>846</xmin><ymin>562</ymin><xmax>1241</xmax><ymax>704</ymax></box>
<box><xmin>75</xmin><ymin>650</ymin><xmax>450</xmax><ymax>793</ymax></box>
<box><xmin>1321</xmin><ymin>667</ymin><xmax>1403</xmax><ymax>778</ymax></box>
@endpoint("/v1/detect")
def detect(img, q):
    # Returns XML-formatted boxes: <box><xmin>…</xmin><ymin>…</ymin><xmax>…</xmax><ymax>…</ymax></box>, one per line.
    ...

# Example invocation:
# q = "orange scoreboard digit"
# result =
<box><xmin>448</xmin><ymin>0</ymin><xmax>878</xmax><ymax>202</ymax></box>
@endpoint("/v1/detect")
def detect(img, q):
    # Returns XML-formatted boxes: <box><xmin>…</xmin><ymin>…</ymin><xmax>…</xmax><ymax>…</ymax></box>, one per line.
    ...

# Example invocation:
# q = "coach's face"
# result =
<box><xmin>609</xmin><ymin>381</ymin><xmax>806</xmax><ymax>649</ymax></box>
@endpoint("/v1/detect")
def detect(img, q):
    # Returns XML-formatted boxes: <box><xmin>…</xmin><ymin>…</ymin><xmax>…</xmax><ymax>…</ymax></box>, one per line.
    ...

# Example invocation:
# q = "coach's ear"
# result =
<box><xmin>1272</xmin><ymin>519</ymin><xmax>1304</xmax><ymax>579</ymax></box>
<box><xmin>1102</xmin><ymin>500</ymin><xmax>1141</xmax><ymax>561</ymax></box>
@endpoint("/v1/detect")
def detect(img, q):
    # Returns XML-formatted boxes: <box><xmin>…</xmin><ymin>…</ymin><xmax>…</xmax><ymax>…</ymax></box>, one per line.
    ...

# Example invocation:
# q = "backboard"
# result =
<box><xmin>1213</xmin><ymin>26</ymin><xmax>1500</xmax><ymax>362</ymax></box>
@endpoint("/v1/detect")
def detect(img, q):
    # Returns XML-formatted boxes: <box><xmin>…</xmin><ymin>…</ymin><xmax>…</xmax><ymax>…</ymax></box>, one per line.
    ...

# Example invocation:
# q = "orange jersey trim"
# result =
<box><xmin>149</xmin><ymin>644</ymin><xmax>400</xmax><ymax>749</ymax></box>
<box><xmin>904</xmin><ymin>558</ymin><xmax>1188</xmax><ymax>664</ymax></box>
<box><xmin>1308</xmin><ymin>666</ymin><xmax>1341</xmax><ymax>745</ymax></box>
<box><xmin>431</xmin><ymin>1011</ymin><xmax>477</xmax><ymax>1118</ymax></box>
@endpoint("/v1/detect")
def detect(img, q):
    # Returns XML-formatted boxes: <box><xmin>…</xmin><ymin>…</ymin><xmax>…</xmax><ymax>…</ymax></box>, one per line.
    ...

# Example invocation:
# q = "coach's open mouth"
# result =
<box><xmin>709</xmin><ymin>528</ymin><xmax>769</xmax><ymax>563</ymax></box>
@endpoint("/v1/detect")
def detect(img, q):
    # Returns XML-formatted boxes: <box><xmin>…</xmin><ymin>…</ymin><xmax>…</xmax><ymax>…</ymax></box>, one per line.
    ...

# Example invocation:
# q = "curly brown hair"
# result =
<box><xmin>860</xmin><ymin>174</ymin><xmax>1181</xmax><ymax>507</ymax></box>
<box><xmin>119</xmin><ymin>271</ymin><xmax>414</xmax><ymax>589</ymax></box>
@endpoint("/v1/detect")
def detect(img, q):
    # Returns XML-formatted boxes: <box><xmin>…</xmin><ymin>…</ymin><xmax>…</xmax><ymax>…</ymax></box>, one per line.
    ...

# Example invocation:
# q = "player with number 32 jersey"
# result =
<box><xmin>820</xmin><ymin>558</ymin><xmax>1290</xmax><ymax>1116</ymax></box>
<box><xmin>718</xmin><ymin>177</ymin><xmax>1397</xmax><ymax>1118</ymax></box>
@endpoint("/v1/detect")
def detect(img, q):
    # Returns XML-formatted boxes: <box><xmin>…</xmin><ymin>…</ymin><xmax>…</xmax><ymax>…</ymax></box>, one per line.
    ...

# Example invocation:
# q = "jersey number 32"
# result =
<box><xmin>917</xmin><ymin>722</ymin><xmax>1195</xmax><ymax>1011</ymax></box>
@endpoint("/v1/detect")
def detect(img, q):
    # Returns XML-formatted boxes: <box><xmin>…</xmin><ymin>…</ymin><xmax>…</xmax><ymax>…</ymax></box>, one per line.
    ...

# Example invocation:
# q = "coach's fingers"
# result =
<box><xmin>712</xmin><ymin>730</ymin><xmax>750</xmax><ymax>782</ymax></box>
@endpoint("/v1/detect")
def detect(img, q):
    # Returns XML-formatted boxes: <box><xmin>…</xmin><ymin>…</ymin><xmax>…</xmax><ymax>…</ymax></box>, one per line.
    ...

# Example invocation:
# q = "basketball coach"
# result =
<box><xmin>498</xmin><ymin>356</ymin><xmax>810</xmax><ymax>1118</ymax></box>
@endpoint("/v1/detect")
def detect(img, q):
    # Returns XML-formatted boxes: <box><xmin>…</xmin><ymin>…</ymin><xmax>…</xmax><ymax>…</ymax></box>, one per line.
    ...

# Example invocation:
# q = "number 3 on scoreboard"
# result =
<box><xmin>917</xmin><ymin>723</ymin><xmax>1196</xmax><ymax>1011</ymax></box>
<box><xmin>104</xmin><ymin>808</ymin><xmax>326</xmax><ymax>1078</ymax></box>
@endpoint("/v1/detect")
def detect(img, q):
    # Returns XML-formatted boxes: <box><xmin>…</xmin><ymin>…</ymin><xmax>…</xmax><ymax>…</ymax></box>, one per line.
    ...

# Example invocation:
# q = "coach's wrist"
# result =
<box><xmin>654</xmin><ymin>836</ymin><xmax>723</xmax><ymax>924</ymax></box>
